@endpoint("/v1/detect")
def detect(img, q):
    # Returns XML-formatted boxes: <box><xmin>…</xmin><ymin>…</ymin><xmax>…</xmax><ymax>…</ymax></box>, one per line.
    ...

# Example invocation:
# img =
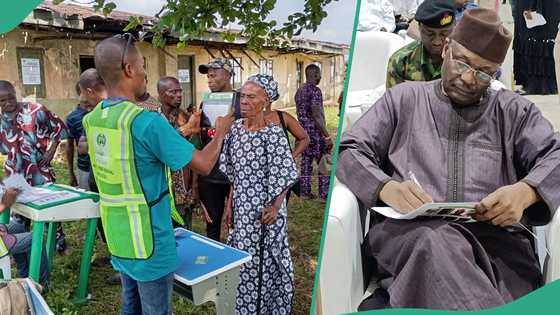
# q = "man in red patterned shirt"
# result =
<box><xmin>0</xmin><ymin>80</ymin><xmax>68</xmax><ymax>253</ymax></box>
<box><xmin>0</xmin><ymin>81</ymin><xmax>67</xmax><ymax>185</ymax></box>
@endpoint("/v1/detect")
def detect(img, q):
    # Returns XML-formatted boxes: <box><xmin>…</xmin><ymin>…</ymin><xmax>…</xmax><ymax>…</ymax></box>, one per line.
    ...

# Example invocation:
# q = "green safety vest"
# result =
<box><xmin>0</xmin><ymin>237</ymin><xmax>8</xmax><ymax>258</ymax></box>
<box><xmin>83</xmin><ymin>100</ymin><xmax>155</xmax><ymax>259</ymax></box>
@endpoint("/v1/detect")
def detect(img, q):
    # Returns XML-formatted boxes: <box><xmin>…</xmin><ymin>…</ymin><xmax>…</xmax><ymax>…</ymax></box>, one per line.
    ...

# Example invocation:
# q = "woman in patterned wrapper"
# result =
<box><xmin>219</xmin><ymin>74</ymin><xmax>299</xmax><ymax>315</ymax></box>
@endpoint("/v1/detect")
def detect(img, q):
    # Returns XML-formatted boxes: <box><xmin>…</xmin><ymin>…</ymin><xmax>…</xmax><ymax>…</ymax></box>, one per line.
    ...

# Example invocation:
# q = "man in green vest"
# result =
<box><xmin>84</xmin><ymin>35</ymin><xmax>233</xmax><ymax>315</ymax></box>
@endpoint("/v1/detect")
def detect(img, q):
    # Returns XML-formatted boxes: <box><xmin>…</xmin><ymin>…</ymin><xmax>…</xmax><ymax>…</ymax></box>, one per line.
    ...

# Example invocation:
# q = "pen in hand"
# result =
<box><xmin>407</xmin><ymin>171</ymin><xmax>434</xmax><ymax>205</ymax></box>
<box><xmin>408</xmin><ymin>171</ymin><xmax>423</xmax><ymax>190</ymax></box>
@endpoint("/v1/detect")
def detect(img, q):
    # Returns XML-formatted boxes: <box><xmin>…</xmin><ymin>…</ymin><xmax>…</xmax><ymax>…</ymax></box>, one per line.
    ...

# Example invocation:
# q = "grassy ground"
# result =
<box><xmin>3</xmin><ymin>105</ymin><xmax>340</xmax><ymax>315</ymax></box>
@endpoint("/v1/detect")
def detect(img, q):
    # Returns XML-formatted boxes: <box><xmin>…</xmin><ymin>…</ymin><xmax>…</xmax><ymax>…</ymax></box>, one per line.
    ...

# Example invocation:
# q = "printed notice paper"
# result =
<box><xmin>21</xmin><ymin>58</ymin><xmax>41</xmax><ymax>85</ymax></box>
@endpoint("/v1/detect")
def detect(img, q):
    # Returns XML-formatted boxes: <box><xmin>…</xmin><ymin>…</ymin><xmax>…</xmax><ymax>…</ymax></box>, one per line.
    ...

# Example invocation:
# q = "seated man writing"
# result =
<box><xmin>337</xmin><ymin>8</ymin><xmax>560</xmax><ymax>310</ymax></box>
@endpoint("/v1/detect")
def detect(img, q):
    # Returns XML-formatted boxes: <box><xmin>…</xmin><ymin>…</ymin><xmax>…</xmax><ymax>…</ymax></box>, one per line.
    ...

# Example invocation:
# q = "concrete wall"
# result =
<box><xmin>161</xmin><ymin>44</ymin><xmax>345</xmax><ymax>108</ymax></box>
<box><xmin>0</xmin><ymin>27</ymin><xmax>346</xmax><ymax>117</ymax></box>
<box><xmin>0</xmin><ymin>29</ymin><xmax>97</xmax><ymax>99</ymax></box>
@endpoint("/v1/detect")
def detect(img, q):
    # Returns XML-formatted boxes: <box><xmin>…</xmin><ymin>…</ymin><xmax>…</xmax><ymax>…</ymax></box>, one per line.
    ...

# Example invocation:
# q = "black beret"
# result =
<box><xmin>415</xmin><ymin>0</ymin><xmax>456</xmax><ymax>28</ymax></box>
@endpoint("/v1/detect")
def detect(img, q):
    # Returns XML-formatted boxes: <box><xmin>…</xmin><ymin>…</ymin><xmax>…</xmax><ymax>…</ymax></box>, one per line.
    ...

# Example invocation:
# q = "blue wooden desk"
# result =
<box><xmin>173</xmin><ymin>228</ymin><xmax>251</xmax><ymax>314</ymax></box>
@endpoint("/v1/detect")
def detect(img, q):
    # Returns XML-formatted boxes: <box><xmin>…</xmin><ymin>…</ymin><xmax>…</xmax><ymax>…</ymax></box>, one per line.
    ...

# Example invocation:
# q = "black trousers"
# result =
<box><xmin>198</xmin><ymin>180</ymin><xmax>230</xmax><ymax>241</ymax></box>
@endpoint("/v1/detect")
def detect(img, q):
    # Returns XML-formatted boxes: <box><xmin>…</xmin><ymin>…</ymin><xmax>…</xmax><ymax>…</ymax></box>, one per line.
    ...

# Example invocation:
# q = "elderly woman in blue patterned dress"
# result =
<box><xmin>219</xmin><ymin>74</ymin><xmax>298</xmax><ymax>315</ymax></box>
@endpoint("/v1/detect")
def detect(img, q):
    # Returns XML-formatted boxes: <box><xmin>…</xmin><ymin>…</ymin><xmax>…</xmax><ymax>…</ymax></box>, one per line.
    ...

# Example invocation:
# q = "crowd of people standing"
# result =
<box><xmin>0</xmin><ymin>29</ymin><xmax>335</xmax><ymax>313</ymax></box>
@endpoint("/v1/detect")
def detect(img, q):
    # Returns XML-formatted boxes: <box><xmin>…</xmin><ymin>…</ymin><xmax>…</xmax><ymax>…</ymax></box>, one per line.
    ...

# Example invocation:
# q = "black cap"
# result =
<box><xmin>415</xmin><ymin>0</ymin><xmax>455</xmax><ymax>28</ymax></box>
<box><xmin>198</xmin><ymin>58</ymin><xmax>233</xmax><ymax>74</ymax></box>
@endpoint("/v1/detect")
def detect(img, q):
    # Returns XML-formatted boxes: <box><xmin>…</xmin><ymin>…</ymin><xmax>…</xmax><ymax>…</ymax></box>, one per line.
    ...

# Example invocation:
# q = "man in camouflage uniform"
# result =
<box><xmin>386</xmin><ymin>0</ymin><xmax>456</xmax><ymax>88</ymax></box>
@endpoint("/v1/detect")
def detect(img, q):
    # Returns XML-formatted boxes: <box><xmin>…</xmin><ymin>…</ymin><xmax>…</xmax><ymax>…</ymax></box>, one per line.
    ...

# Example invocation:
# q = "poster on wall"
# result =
<box><xmin>178</xmin><ymin>69</ymin><xmax>190</xmax><ymax>83</ymax></box>
<box><xmin>21</xmin><ymin>58</ymin><xmax>41</xmax><ymax>85</ymax></box>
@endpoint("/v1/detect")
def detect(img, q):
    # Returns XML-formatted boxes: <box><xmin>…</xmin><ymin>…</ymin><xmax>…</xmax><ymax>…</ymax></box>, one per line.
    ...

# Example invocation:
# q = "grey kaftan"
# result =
<box><xmin>337</xmin><ymin>80</ymin><xmax>560</xmax><ymax>310</ymax></box>
<box><xmin>338</xmin><ymin>80</ymin><xmax>560</xmax><ymax>225</ymax></box>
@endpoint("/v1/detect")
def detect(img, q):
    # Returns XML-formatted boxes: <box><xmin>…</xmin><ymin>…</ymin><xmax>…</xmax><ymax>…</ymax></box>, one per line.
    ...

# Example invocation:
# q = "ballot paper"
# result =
<box><xmin>0</xmin><ymin>174</ymin><xmax>79</xmax><ymax>204</ymax></box>
<box><xmin>373</xmin><ymin>202</ymin><xmax>478</xmax><ymax>223</ymax></box>
<box><xmin>202</xmin><ymin>92</ymin><xmax>235</xmax><ymax>127</ymax></box>
<box><xmin>29</xmin><ymin>189</ymin><xmax>80</xmax><ymax>206</ymax></box>
<box><xmin>1</xmin><ymin>174</ymin><xmax>34</xmax><ymax>202</ymax></box>
<box><xmin>525</xmin><ymin>11</ymin><xmax>547</xmax><ymax>29</ymax></box>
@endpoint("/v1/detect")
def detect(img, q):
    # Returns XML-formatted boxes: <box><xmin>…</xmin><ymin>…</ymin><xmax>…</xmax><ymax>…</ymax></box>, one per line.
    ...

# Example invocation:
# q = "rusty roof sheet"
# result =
<box><xmin>37</xmin><ymin>1</ymin><xmax>156</xmax><ymax>23</ymax></box>
<box><xmin>29</xmin><ymin>1</ymin><xmax>348</xmax><ymax>51</ymax></box>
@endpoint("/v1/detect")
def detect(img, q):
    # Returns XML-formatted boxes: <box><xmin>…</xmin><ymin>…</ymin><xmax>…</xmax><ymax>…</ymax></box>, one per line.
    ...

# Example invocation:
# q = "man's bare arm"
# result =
<box><xmin>66</xmin><ymin>138</ymin><xmax>77</xmax><ymax>186</ymax></box>
<box><xmin>39</xmin><ymin>139</ymin><xmax>60</xmax><ymax>168</ymax></box>
<box><xmin>187</xmin><ymin>115</ymin><xmax>233</xmax><ymax>175</ymax></box>
<box><xmin>78</xmin><ymin>135</ymin><xmax>88</xmax><ymax>155</ymax></box>
<box><xmin>285</xmin><ymin>113</ymin><xmax>310</xmax><ymax>158</ymax></box>
<box><xmin>188</xmin><ymin>136</ymin><xmax>224</xmax><ymax>175</ymax></box>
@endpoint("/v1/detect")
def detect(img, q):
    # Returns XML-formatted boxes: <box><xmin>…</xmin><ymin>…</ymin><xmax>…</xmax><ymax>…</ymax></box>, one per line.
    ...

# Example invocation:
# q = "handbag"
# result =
<box><xmin>277</xmin><ymin>111</ymin><xmax>301</xmax><ymax>197</ymax></box>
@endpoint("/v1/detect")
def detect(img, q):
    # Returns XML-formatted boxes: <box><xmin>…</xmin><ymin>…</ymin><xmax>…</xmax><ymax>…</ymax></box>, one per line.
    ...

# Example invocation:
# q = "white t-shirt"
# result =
<box><xmin>390</xmin><ymin>0</ymin><xmax>424</xmax><ymax>18</ymax></box>
<box><xmin>358</xmin><ymin>0</ymin><xmax>396</xmax><ymax>32</ymax></box>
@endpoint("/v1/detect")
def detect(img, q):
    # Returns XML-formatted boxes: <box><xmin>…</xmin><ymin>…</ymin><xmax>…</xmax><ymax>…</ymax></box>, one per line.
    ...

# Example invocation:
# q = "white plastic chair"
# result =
<box><xmin>318</xmin><ymin>182</ymin><xmax>560</xmax><ymax>314</ymax></box>
<box><xmin>347</xmin><ymin>31</ymin><xmax>406</xmax><ymax>93</ymax></box>
<box><xmin>0</xmin><ymin>255</ymin><xmax>11</xmax><ymax>280</ymax></box>
<box><xmin>344</xmin><ymin>31</ymin><xmax>406</xmax><ymax>132</ymax></box>
<box><xmin>318</xmin><ymin>181</ymin><xmax>367</xmax><ymax>314</ymax></box>
<box><xmin>328</xmin><ymin>31</ymin><xmax>401</xmax><ymax>308</ymax></box>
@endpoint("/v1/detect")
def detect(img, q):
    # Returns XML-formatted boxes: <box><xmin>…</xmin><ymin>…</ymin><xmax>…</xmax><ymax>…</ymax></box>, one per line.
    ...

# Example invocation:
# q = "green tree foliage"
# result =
<box><xmin>53</xmin><ymin>0</ymin><xmax>338</xmax><ymax>50</ymax></box>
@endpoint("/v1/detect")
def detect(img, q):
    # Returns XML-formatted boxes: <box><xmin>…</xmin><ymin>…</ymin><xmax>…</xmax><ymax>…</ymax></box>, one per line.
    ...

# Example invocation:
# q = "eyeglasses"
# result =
<box><xmin>449</xmin><ymin>46</ymin><xmax>494</xmax><ymax>83</ymax></box>
<box><xmin>113</xmin><ymin>33</ymin><xmax>136</xmax><ymax>69</ymax></box>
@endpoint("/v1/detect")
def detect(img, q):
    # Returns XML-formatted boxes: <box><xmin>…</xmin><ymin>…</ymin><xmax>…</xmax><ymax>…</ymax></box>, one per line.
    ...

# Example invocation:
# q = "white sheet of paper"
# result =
<box><xmin>21</xmin><ymin>58</ymin><xmax>42</xmax><ymax>85</ymax></box>
<box><xmin>202</xmin><ymin>103</ymin><xmax>231</xmax><ymax>128</ymax></box>
<box><xmin>2</xmin><ymin>174</ymin><xmax>33</xmax><ymax>194</ymax></box>
<box><xmin>525</xmin><ymin>12</ymin><xmax>547</xmax><ymax>29</ymax></box>
<box><xmin>1</xmin><ymin>174</ymin><xmax>79</xmax><ymax>204</ymax></box>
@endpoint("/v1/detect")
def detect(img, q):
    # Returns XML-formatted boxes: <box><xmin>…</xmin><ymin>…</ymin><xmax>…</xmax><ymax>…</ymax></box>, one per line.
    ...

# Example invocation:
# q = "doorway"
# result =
<box><xmin>79</xmin><ymin>55</ymin><xmax>95</xmax><ymax>73</ymax></box>
<box><xmin>177</xmin><ymin>55</ymin><xmax>195</xmax><ymax>110</ymax></box>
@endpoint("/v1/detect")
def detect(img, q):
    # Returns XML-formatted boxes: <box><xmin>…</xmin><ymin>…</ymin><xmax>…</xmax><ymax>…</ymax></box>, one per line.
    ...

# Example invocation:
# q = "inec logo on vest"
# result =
<box><xmin>94</xmin><ymin>131</ymin><xmax>109</xmax><ymax>167</ymax></box>
<box><xmin>97</xmin><ymin>133</ymin><xmax>107</xmax><ymax>147</ymax></box>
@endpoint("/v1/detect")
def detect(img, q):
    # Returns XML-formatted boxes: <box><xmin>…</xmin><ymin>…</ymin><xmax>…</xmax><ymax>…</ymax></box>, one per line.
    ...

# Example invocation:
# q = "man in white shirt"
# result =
<box><xmin>358</xmin><ymin>0</ymin><xmax>396</xmax><ymax>32</ymax></box>
<box><xmin>391</xmin><ymin>0</ymin><xmax>425</xmax><ymax>19</ymax></box>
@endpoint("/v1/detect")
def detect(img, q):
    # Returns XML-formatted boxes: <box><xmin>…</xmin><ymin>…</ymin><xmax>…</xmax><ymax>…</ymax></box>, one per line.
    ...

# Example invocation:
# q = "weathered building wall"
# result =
<box><xmin>0</xmin><ymin>28</ymin><xmax>98</xmax><ymax>99</ymax></box>
<box><xmin>0</xmin><ymin>27</ymin><xmax>346</xmax><ymax>117</ymax></box>
<box><xmin>165</xmin><ymin>45</ymin><xmax>346</xmax><ymax>108</ymax></box>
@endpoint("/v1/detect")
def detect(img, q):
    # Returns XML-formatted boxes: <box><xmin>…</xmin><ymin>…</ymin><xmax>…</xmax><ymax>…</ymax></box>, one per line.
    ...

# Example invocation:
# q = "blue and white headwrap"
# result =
<box><xmin>247</xmin><ymin>74</ymin><xmax>280</xmax><ymax>101</ymax></box>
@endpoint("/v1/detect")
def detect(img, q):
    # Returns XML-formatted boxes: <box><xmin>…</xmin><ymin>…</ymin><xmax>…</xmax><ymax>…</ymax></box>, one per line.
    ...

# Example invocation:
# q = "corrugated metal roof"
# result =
<box><xmin>25</xmin><ymin>1</ymin><xmax>349</xmax><ymax>53</ymax></box>
<box><xmin>37</xmin><ymin>1</ymin><xmax>156</xmax><ymax>23</ymax></box>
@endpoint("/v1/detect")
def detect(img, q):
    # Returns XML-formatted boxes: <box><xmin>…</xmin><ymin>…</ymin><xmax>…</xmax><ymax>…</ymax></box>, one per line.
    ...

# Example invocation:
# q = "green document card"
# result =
<box><xmin>202</xmin><ymin>92</ymin><xmax>235</xmax><ymax>127</ymax></box>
